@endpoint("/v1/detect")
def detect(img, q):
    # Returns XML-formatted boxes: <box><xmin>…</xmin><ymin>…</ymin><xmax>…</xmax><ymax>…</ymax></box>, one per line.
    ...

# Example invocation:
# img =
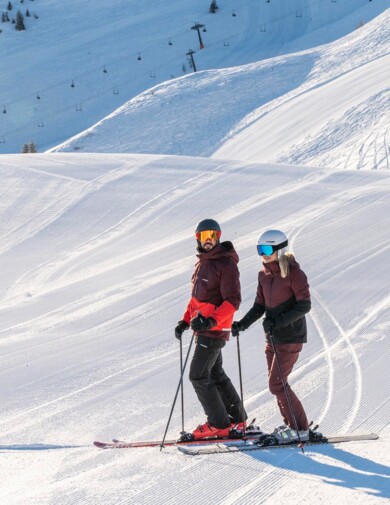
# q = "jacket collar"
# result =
<box><xmin>263</xmin><ymin>260</ymin><xmax>281</xmax><ymax>275</ymax></box>
<box><xmin>197</xmin><ymin>241</ymin><xmax>239</xmax><ymax>263</ymax></box>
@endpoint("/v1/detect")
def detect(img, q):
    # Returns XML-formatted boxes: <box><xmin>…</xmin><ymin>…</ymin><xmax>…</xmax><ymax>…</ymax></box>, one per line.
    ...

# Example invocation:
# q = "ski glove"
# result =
<box><xmin>262</xmin><ymin>317</ymin><xmax>274</xmax><ymax>334</ymax></box>
<box><xmin>190</xmin><ymin>313</ymin><xmax>216</xmax><ymax>332</ymax></box>
<box><xmin>175</xmin><ymin>320</ymin><xmax>189</xmax><ymax>340</ymax></box>
<box><xmin>231</xmin><ymin>320</ymin><xmax>245</xmax><ymax>337</ymax></box>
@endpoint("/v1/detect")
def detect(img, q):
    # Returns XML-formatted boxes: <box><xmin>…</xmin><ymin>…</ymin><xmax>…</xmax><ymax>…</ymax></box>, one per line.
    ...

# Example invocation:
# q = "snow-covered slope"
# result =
<box><xmin>51</xmin><ymin>7</ymin><xmax>390</xmax><ymax>170</ymax></box>
<box><xmin>0</xmin><ymin>0</ymin><xmax>387</xmax><ymax>154</ymax></box>
<box><xmin>1</xmin><ymin>1</ymin><xmax>390</xmax><ymax>503</ymax></box>
<box><xmin>0</xmin><ymin>153</ymin><xmax>389</xmax><ymax>504</ymax></box>
<box><xmin>213</xmin><ymin>11</ymin><xmax>390</xmax><ymax>169</ymax></box>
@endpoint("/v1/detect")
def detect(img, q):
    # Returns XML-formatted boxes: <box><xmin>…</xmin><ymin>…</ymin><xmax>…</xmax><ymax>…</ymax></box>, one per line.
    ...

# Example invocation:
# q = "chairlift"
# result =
<box><xmin>71</xmin><ymin>80</ymin><xmax>75</xmax><ymax>88</ymax></box>
<box><xmin>203</xmin><ymin>27</ymin><xmax>207</xmax><ymax>32</ymax></box>
<box><xmin>3</xmin><ymin>106</ymin><xmax>6</xmax><ymax>113</ymax></box>
<box><xmin>36</xmin><ymin>92</ymin><xmax>40</xmax><ymax>99</ymax></box>
<box><xmin>232</xmin><ymin>10</ymin><xmax>237</xmax><ymax>17</ymax></box>
<box><xmin>168</xmin><ymin>38</ymin><xmax>172</xmax><ymax>46</ymax></box>
<box><xmin>113</xmin><ymin>88</ymin><xmax>119</xmax><ymax>95</ymax></box>
<box><xmin>137</xmin><ymin>52</ymin><xmax>142</xmax><ymax>61</ymax></box>
<box><xmin>103</xmin><ymin>66</ymin><xmax>108</xmax><ymax>73</ymax></box>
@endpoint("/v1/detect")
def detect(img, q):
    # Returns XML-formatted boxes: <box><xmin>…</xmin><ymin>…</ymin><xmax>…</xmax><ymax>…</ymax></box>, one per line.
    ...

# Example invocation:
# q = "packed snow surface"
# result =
<box><xmin>0</xmin><ymin>153</ymin><xmax>389</xmax><ymax>504</ymax></box>
<box><xmin>1</xmin><ymin>1</ymin><xmax>389</xmax><ymax>504</ymax></box>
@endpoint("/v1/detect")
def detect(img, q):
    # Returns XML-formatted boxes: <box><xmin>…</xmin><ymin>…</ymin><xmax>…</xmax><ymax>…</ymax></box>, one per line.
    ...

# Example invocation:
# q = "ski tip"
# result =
<box><xmin>93</xmin><ymin>441</ymin><xmax>106</xmax><ymax>448</ymax></box>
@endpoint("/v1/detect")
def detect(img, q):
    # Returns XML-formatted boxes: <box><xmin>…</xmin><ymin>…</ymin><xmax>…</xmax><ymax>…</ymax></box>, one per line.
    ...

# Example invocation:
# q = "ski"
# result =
<box><xmin>177</xmin><ymin>432</ymin><xmax>379</xmax><ymax>456</ymax></box>
<box><xmin>94</xmin><ymin>422</ymin><xmax>264</xmax><ymax>449</ymax></box>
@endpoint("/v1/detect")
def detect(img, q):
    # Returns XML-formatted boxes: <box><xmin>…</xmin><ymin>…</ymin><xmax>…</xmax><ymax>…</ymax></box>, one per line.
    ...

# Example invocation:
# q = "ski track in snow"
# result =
<box><xmin>235</xmin><ymin>175</ymin><xmax>390</xmax><ymax>439</ymax></box>
<box><xmin>285</xmin><ymin>179</ymin><xmax>390</xmax><ymax>435</ymax></box>
<box><xmin>0</xmin><ymin>159</ymin><xmax>139</xmax><ymax>255</ymax></box>
<box><xmin>4</xmin><ymin>161</ymin><xmax>241</xmax><ymax>303</ymax></box>
<box><xmin>1</xmin><ymin>165</ymin><xmax>388</xmax><ymax>426</ymax></box>
<box><xmin>0</xmin><ymin>155</ymin><xmax>389</xmax><ymax>505</ymax></box>
<box><xmin>0</xmin><ymin>164</ymin><xmax>333</xmax><ymax>358</ymax></box>
<box><xmin>3</xmin><ymin>215</ymin><xmax>370</xmax><ymax>444</ymax></box>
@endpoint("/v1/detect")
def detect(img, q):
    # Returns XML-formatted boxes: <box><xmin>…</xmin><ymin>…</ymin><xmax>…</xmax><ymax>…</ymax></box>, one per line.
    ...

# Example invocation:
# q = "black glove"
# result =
<box><xmin>231</xmin><ymin>320</ymin><xmax>245</xmax><ymax>337</ymax></box>
<box><xmin>190</xmin><ymin>312</ymin><xmax>216</xmax><ymax>332</ymax></box>
<box><xmin>262</xmin><ymin>317</ymin><xmax>274</xmax><ymax>334</ymax></box>
<box><xmin>175</xmin><ymin>320</ymin><xmax>189</xmax><ymax>340</ymax></box>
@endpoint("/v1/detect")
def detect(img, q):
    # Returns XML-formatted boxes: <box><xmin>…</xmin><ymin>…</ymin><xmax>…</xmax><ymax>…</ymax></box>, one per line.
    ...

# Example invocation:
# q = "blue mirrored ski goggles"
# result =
<box><xmin>257</xmin><ymin>244</ymin><xmax>276</xmax><ymax>256</ymax></box>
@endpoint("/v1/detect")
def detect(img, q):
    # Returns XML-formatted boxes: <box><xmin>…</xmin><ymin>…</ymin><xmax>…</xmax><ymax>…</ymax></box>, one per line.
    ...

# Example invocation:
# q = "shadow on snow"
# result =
<box><xmin>248</xmin><ymin>443</ymin><xmax>390</xmax><ymax>499</ymax></box>
<box><xmin>0</xmin><ymin>443</ymin><xmax>86</xmax><ymax>451</ymax></box>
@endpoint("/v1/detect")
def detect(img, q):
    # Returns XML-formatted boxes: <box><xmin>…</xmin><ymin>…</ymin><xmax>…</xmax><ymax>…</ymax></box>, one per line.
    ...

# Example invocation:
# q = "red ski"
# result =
<box><xmin>94</xmin><ymin>424</ymin><xmax>264</xmax><ymax>449</ymax></box>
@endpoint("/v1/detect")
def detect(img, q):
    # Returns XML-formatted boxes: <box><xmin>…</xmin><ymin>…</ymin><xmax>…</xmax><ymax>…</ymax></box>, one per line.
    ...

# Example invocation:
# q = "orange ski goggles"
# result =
<box><xmin>195</xmin><ymin>230</ymin><xmax>221</xmax><ymax>242</ymax></box>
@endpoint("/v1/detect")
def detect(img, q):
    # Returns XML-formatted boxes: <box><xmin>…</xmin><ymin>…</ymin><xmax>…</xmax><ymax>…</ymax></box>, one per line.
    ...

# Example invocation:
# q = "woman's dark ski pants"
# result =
<box><xmin>265</xmin><ymin>342</ymin><xmax>309</xmax><ymax>431</ymax></box>
<box><xmin>189</xmin><ymin>335</ymin><xmax>247</xmax><ymax>429</ymax></box>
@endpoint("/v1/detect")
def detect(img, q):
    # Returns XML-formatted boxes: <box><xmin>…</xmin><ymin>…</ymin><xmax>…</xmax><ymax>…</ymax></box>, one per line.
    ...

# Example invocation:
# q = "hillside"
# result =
<box><xmin>1</xmin><ymin>2</ymin><xmax>389</xmax><ymax>504</ymax></box>
<box><xmin>0</xmin><ymin>153</ymin><xmax>389</xmax><ymax>504</ymax></box>
<box><xmin>51</xmin><ymin>7</ymin><xmax>390</xmax><ymax>170</ymax></box>
<box><xmin>0</xmin><ymin>0</ymin><xmax>388</xmax><ymax>155</ymax></box>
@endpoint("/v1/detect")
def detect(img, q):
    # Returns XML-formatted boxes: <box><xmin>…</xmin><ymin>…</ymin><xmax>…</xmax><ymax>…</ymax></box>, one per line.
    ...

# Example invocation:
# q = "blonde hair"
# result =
<box><xmin>278</xmin><ymin>251</ymin><xmax>294</xmax><ymax>278</ymax></box>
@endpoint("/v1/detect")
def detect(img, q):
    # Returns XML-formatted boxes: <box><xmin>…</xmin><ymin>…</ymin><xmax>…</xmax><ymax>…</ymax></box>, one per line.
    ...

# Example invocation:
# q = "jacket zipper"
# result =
<box><xmin>269</xmin><ymin>272</ymin><xmax>274</xmax><ymax>319</ymax></box>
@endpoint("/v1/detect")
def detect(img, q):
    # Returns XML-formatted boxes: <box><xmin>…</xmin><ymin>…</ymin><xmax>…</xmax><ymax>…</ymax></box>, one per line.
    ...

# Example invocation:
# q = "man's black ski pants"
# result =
<box><xmin>189</xmin><ymin>335</ymin><xmax>247</xmax><ymax>428</ymax></box>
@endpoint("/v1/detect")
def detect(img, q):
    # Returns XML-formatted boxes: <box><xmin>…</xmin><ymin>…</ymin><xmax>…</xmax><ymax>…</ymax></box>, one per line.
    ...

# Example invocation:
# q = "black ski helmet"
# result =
<box><xmin>195</xmin><ymin>218</ymin><xmax>221</xmax><ymax>235</ymax></box>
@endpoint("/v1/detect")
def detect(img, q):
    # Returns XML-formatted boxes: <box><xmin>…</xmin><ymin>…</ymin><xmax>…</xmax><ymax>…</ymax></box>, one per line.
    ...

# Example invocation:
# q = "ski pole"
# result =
<box><xmin>180</xmin><ymin>337</ymin><xmax>185</xmax><ymax>433</ymax></box>
<box><xmin>160</xmin><ymin>332</ymin><xmax>195</xmax><ymax>451</ymax></box>
<box><xmin>269</xmin><ymin>327</ymin><xmax>304</xmax><ymax>451</ymax></box>
<box><xmin>235</xmin><ymin>333</ymin><xmax>246</xmax><ymax>436</ymax></box>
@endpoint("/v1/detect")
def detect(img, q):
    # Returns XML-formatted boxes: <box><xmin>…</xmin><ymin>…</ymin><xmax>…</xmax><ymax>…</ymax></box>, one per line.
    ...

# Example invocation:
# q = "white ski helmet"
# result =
<box><xmin>256</xmin><ymin>229</ymin><xmax>288</xmax><ymax>256</ymax></box>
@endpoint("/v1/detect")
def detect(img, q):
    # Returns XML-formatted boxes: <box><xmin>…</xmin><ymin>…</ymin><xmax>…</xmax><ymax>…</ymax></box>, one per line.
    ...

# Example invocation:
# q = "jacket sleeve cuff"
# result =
<box><xmin>277</xmin><ymin>300</ymin><xmax>311</xmax><ymax>327</ymax></box>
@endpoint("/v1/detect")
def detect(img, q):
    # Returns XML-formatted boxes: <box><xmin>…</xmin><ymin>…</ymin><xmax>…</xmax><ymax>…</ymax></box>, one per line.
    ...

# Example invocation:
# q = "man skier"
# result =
<box><xmin>175</xmin><ymin>218</ymin><xmax>247</xmax><ymax>440</ymax></box>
